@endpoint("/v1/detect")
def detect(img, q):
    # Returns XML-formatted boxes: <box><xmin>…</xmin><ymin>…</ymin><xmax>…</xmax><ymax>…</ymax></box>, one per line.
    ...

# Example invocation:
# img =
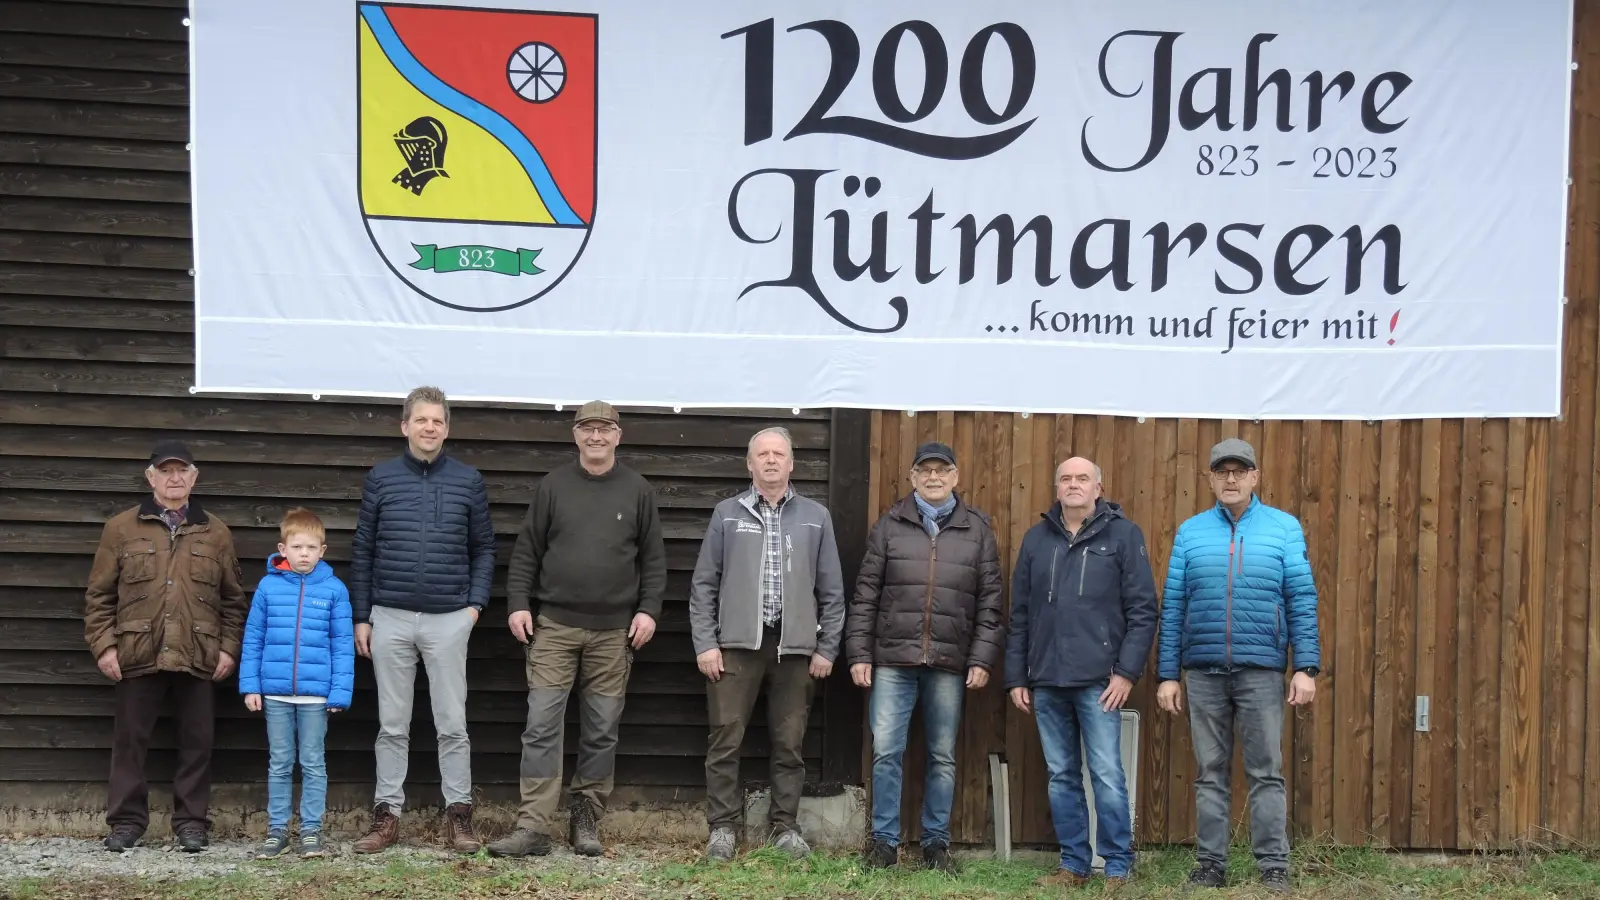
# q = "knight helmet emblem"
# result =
<box><xmin>392</xmin><ymin>115</ymin><xmax>449</xmax><ymax>195</ymax></box>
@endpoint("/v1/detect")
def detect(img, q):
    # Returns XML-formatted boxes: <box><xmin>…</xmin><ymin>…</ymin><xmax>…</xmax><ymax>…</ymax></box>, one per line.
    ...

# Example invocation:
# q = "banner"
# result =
<box><xmin>191</xmin><ymin>1</ymin><xmax>1572</xmax><ymax>418</ymax></box>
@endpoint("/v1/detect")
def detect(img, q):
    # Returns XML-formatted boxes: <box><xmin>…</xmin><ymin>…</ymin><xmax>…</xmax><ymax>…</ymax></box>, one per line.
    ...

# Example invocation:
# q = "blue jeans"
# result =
<box><xmin>868</xmin><ymin>666</ymin><xmax>964</xmax><ymax>847</ymax></box>
<box><xmin>264</xmin><ymin>699</ymin><xmax>329</xmax><ymax>833</ymax></box>
<box><xmin>1032</xmin><ymin>685</ymin><xmax>1133</xmax><ymax>877</ymax></box>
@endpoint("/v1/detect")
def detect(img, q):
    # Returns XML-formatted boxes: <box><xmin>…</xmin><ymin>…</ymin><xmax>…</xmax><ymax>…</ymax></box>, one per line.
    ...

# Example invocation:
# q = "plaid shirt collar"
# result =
<box><xmin>752</xmin><ymin>484</ymin><xmax>793</xmax><ymax>628</ymax></box>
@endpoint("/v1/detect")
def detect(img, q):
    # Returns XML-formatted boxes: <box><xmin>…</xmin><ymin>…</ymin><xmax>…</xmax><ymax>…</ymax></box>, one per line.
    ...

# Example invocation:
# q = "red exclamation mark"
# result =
<box><xmin>1387</xmin><ymin>310</ymin><xmax>1400</xmax><ymax>345</ymax></box>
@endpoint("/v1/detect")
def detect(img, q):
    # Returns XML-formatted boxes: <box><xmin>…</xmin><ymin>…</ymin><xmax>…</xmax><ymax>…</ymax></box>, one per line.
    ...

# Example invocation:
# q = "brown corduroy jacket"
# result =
<box><xmin>83</xmin><ymin>497</ymin><xmax>248</xmax><ymax>680</ymax></box>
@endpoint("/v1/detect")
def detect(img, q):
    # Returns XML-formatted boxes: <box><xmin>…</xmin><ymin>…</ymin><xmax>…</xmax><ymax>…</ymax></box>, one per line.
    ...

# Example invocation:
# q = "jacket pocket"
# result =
<box><xmin>1080</xmin><ymin>544</ymin><xmax>1119</xmax><ymax>598</ymax></box>
<box><xmin>119</xmin><ymin>539</ymin><xmax>156</xmax><ymax>584</ymax></box>
<box><xmin>189</xmin><ymin>543</ymin><xmax>222</xmax><ymax>586</ymax></box>
<box><xmin>192</xmin><ymin>620</ymin><xmax>221</xmax><ymax>672</ymax></box>
<box><xmin>113</xmin><ymin>618</ymin><xmax>155</xmax><ymax>670</ymax></box>
<box><xmin>1275</xmin><ymin>605</ymin><xmax>1287</xmax><ymax>651</ymax></box>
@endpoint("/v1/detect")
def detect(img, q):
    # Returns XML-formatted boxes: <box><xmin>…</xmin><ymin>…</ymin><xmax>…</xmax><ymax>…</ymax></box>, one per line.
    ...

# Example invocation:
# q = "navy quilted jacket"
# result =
<box><xmin>349</xmin><ymin>451</ymin><xmax>496</xmax><ymax>623</ymax></box>
<box><xmin>238</xmin><ymin>556</ymin><xmax>355</xmax><ymax>709</ymax></box>
<box><xmin>1157</xmin><ymin>496</ymin><xmax>1321</xmax><ymax>680</ymax></box>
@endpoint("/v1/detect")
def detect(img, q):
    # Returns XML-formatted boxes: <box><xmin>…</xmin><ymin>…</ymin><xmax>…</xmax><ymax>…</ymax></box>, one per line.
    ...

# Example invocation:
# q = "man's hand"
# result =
<box><xmin>1288</xmin><ymin>671</ymin><xmax>1317</xmax><ymax>706</ymax></box>
<box><xmin>467</xmin><ymin>607</ymin><xmax>480</xmax><ymax>624</ymax></box>
<box><xmin>245</xmin><ymin>693</ymin><xmax>262</xmax><ymax>712</ymax></box>
<box><xmin>850</xmin><ymin>663</ymin><xmax>873</xmax><ymax>688</ymax></box>
<box><xmin>355</xmin><ymin>623</ymin><xmax>372</xmax><ymax>658</ymax></box>
<box><xmin>1099</xmin><ymin>674</ymin><xmax>1133</xmax><ymax>712</ymax></box>
<box><xmin>212</xmin><ymin>651</ymin><xmax>236</xmax><ymax>682</ymax></box>
<box><xmin>628</xmin><ymin>612</ymin><xmax>657</xmax><ymax>650</ymax></box>
<box><xmin>328</xmin><ymin>706</ymin><xmax>345</xmax><ymax>714</ymax></box>
<box><xmin>96</xmin><ymin>648</ymin><xmax>121</xmax><ymax>682</ymax></box>
<box><xmin>697</xmin><ymin>648</ymin><xmax>724</xmax><ymax>682</ymax></box>
<box><xmin>967</xmin><ymin>667</ymin><xmax>990</xmax><ymax>690</ymax></box>
<box><xmin>1009</xmin><ymin>686</ymin><xmax>1032</xmax><ymax>714</ymax></box>
<box><xmin>809</xmin><ymin>654</ymin><xmax>833</xmax><ymax>679</ymax></box>
<box><xmin>508</xmin><ymin>611</ymin><xmax>535</xmax><ymax>644</ymax></box>
<box><xmin>1156</xmin><ymin>680</ymin><xmax>1183</xmax><ymax>714</ymax></box>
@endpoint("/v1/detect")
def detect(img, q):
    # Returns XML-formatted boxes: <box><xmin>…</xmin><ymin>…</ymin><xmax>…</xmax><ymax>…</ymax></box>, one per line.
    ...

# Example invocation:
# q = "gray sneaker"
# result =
<box><xmin>298</xmin><ymin>832</ymin><xmax>326</xmax><ymax>858</ymax></box>
<box><xmin>772</xmin><ymin>828</ymin><xmax>811</xmax><ymax>859</ymax></box>
<box><xmin>706</xmin><ymin>826</ymin><xmax>737</xmax><ymax>862</ymax></box>
<box><xmin>256</xmin><ymin>831</ymin><xmax>290</xmax><ymax>859</ymax></box>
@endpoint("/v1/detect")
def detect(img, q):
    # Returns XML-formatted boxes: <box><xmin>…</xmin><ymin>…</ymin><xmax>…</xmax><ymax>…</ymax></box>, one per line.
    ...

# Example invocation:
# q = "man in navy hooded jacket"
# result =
<box><xmin>1006</xmin><ymin>456</ymin><xmax>1157</xmax><ymax>887</ymax></box>
<box><xmin>1156</xmin><ymin>438</ymin><xmax>1321</xmax><ymax>894</ymax></box>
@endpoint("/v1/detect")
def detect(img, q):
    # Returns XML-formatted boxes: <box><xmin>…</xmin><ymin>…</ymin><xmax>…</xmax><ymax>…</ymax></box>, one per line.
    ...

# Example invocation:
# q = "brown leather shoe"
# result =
<box><xmin>444</xmin><ymin>802</ymin><xmax>482</xmax><ymax>854</ymax></box>
<box><xmin>1038</xmin><ymin>869</ymin><xmax>1089</xmax><ymax>888</ymax></box>
<box><xmin>352</xmin><ymin>803</ymin><xmax>399</xmax><ymax>854</ymax></box>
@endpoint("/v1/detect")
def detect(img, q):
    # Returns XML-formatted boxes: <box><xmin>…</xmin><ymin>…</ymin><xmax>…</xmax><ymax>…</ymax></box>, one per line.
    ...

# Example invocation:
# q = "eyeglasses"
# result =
<box><xmin>913</xmin><ymin>466</ymin><xmax>955</xmax><ymax>477</ymax></box>
<box><xmin>577</xmin><ymin>424</ymin><xmax>618</xmax><ymax>436</ymax></box>
<box><xmin>1211</xmin><ymin>468</ymin><xmax>1255</xmax><ymax>482</ymax></box>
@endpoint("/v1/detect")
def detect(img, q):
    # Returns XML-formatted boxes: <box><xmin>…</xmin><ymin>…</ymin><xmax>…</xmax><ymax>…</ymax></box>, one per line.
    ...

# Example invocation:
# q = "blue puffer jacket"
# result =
<box><xmin>349</xmin><ymin>451</ymin><xmax>496</xmax><ymax>623</ymax></box>
<box><xmin>239</xmin><ymin>556</ymin><xmax>356</xmax><ymax>709</ymax></box>
<box><xmin>1158</xmin><ymin>496</ymin><xmax>1321</xmax><ymax>680</ymax></box>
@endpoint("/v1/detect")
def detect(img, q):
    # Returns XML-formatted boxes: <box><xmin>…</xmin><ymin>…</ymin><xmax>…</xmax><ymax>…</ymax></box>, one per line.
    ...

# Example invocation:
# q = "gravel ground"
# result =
<box><xmin>0</xmin><ymin>835</ymin><xmax>664</xmax><ymax>883</ymax></box>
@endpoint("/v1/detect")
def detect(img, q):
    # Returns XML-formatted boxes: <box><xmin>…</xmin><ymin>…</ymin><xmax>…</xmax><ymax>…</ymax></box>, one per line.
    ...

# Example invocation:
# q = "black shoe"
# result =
<box><xmin>1188</xmin><ymin>862</ymin><xmax>1226</xmax><ymax>888</ymax></box>
<box><xmin>176</xmin><ymin>824</ymin><xmax>209</xmax><ymax>853</ymax></box>
<box><xmin>103</xmin><ymin>825</ymin><xmax>144</xmax><ymax>853</ymax></box>
<box><xmin>1261</xmin><ymin>868</ymin><xmax>1291</xmax><ymax>894</ymax></box>
<box><xmin>921</xmin><ymin>841</ymin><xmax>956</xmax><ymax>874</ymax></box>
<box><xmin>861</xmin><ymin>839</ymin><xmax>897</xmax><ymax>869</ymax></box>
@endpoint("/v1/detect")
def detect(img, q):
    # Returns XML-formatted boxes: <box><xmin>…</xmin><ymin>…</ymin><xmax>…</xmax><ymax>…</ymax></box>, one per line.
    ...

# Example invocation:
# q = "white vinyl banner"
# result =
<box><xmin>190</xmin><ymin>1</ymin><xmax>1572</xmax><ymax>418</ymax></box>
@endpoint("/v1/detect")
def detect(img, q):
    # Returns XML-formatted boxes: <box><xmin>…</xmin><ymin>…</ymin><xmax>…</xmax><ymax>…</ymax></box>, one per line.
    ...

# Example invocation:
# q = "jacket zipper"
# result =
<box><xmin>290</xmin><ymin>575</ymin><xmax>306</xmax><ymax>694</ymax></box>
<box><xmin>920</xmin><ymin>532</ymin><xmax>938</xmax><ymax>665</ymax></box>
<box><xmin>1225</xmin><ymin>527</ymin><xmax>1237</xmax><ymax>667</ymax></box>
<box><xmin>1078</xmin><ymin>547</ymin><xmax>1089</xmax><ymax>596</ymax></box>
<box><xmin>1046</xmin><ymin>547</ymin><xmax>1060</xmax><ymax>604</ymax></box>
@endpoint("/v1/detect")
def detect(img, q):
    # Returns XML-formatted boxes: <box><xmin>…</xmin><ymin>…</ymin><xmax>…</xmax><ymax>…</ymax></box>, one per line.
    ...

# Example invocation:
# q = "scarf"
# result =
<box><xmin>914</xmin><ymin>492</ymin><xmax>957</xmax><ymax>537</ymax></box>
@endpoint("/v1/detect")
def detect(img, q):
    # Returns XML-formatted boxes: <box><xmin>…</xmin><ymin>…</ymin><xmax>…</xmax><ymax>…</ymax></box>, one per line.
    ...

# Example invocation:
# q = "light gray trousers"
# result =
<box><xmin>370</xmin><ymin>604</ymin><xmax>475</xmax><ymax>809</ymax></box>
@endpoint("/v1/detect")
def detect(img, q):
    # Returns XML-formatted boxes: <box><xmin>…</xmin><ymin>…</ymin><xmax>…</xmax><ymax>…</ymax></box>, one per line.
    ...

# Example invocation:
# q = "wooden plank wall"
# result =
<box><xmin>0</xmin><ymin>0</ymin><xmax>870</xmax><ymax>806</ymax></box>
<box><xmin>871</xmin><ymin>0</ymin><xmax>1600</xmax><ymax>850</ymax></box>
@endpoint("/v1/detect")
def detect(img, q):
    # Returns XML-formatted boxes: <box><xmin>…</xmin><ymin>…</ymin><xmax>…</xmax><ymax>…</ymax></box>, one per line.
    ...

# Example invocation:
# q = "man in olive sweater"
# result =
<box><xmin>488</xmin><ymin>401</ymin><xmax>667</xmax><ymax>859</ymax></box>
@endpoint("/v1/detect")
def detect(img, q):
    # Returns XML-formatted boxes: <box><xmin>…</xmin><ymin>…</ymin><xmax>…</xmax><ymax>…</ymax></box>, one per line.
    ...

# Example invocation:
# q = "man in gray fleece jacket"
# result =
<box><xmin>689</xmin><ymin>426</ymin><xmax>845</xmax><ymax>862</ymax></box>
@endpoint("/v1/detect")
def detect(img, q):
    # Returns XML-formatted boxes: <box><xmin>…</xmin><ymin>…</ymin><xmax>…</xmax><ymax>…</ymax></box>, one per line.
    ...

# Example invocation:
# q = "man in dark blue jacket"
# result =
<box><xmin>1156</xmin><ymin>438</ymin><xmax>1321</xmax><ymax>894</ymax></box>
<box><xmin>348</xmin><ymin>386</ymin><xmax>496</xmax><ymax>855</ymax></box>
<box><xmin>1006</xmin><ymin>457</ymin><xmax>1157</xmax><ymax>888</ymax></box>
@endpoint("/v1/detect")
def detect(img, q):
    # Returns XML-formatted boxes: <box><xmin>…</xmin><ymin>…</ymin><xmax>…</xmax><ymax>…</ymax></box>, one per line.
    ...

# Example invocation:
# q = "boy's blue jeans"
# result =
<box><xmin>1032</xmin><ymin>684</ymin><xmax>1133</xmax><ymax>878</ymax></box>
<box><xmin>868</xmin><ymin>665</ymin><xmax>965</xmax><ymax>847</ymax></box>
<box><xmin>264</xmin><ymin>699</ymin><xmax>329</xmax><ymax>833</ymax></box>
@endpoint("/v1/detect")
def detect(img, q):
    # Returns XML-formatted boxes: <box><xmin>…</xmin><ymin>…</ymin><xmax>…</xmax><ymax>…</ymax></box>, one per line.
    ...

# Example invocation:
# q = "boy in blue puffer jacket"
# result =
<box><xmin>239</xmin><ymin>508</ymin><xmax>355</xmax><ymax>859</ymax></box>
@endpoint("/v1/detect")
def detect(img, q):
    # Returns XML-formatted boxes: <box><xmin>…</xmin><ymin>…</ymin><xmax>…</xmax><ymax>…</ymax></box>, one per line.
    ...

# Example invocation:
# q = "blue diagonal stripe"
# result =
<box><xmin>361</xmin><ymin>4</ymin><xmax>582</xmax><ymax>226</ymax></box>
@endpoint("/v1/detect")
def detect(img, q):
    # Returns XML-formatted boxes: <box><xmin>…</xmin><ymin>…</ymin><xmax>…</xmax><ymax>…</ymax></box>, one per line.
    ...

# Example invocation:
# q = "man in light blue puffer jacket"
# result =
<box><xmin>239</xmin><ymin>508</ymin><xmax>355</xmax><ymax>860</ymax></box>
<box><xmin>1155</xmin><ymin>439</ymin><xmax>1321</xmax><ymax>895</ymax></box>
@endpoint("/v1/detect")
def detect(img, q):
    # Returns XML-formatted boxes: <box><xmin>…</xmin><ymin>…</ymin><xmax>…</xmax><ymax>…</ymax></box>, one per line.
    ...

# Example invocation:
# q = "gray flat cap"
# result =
<box><xmin>1209</xmin><ymin>438</ymin><xmax>1257</xmax><ymax>470</ymax></box>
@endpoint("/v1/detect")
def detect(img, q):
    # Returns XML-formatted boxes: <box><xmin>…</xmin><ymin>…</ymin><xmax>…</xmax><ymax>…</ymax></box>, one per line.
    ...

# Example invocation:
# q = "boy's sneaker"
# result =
<box><xmin>1188</xmin><ymin>862</ymin><xmax>1227</xmax><ymax>888</ymax></box>
<box><xmin>256</xmin><ymin>832</ymin><xmax>290</xmax><ymax>859</ymax></box>
<box><xmin>299</xmin><ymin>832</ymin><xmax>326</xmax><ymax>858</ymax></box>
<box><xmin>706</xmin><ymin>826</ymin><xmax>737</xmax><ymax>862</ymax></box>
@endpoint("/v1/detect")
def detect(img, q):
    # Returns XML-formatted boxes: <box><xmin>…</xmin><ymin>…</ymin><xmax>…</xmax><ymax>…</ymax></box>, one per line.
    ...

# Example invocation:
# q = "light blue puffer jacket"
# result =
<box><xmin>239</xmin><ymin>556</ymin><xmax>356</xmax><ymax>709</ymax></box>
<box><xmin>1158</xmin><ymin>497</ymin><xmax>1321</xmax><ymax>680</ymax></box>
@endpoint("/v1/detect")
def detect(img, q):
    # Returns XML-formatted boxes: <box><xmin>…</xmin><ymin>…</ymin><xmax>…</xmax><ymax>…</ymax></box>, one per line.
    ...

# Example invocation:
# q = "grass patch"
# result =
<box><xmin>9</xmin><ymin>844</ymin><xmax>1600</xmax><ymax>899</ymax></box>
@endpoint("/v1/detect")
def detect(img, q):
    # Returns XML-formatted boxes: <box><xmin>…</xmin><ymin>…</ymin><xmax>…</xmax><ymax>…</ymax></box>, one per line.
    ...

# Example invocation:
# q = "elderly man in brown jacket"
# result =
<box><xmin>845</xmin><ymin>441</ymin><xmax>1003</xmax><ymax>873</ymax></box>
<box><xmin>83</xmin><ymin>440</ymin><xmax>248</xmax><ymax>853</ymax></box>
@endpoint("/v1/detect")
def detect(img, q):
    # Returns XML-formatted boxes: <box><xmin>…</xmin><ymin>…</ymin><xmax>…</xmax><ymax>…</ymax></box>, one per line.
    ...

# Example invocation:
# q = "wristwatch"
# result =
<box><xmin>1296</xmin><ymin>666</ymin><xmax>1320</xmax><ymax>678</ymax></box>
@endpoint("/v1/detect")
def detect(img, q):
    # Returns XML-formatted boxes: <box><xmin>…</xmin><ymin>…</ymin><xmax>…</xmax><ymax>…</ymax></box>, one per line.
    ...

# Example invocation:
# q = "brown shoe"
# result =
<box><xmin>444</xmin><ymin>802</ymin><xmax>482</xmax><ymax>854</ymax></box>
<box><xmin>352</xmin><ymin>803</ymin><xmax>399</xmax><ymax>854</ymax></box>
<box><xmin>1038</xmin><ymin>868</ymin><xmax>1089</xmax><ymax>888</ymax></box>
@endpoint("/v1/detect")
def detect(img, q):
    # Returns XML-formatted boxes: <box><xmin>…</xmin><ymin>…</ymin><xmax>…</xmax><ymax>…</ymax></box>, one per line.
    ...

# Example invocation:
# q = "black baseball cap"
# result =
<box><xmin>912</xmin><ymin>441</ymin><xmax>956</xmax><ymax>467</ymax></box>
<box><xmin>149</xmin><ymin>440</ymin><xmax>194</xmax><ymax>467</ymax></box>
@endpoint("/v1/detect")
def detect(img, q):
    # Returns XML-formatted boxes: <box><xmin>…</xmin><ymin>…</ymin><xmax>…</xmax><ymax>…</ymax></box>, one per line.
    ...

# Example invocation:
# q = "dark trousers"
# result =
<box><xmin>107</xmin><ymin>671</ymin><xmax>216</xmax><ymax>832</ymax></box>
<box><xmin>704</xmin><ymin>630</ymin><xmax>815</xmax><ymax>832</ymax></box>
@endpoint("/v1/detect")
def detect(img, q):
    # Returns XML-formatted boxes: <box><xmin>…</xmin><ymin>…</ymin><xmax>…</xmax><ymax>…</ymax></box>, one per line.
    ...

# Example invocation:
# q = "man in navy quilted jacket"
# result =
<box><xmin>1156</xmin><ymin>438</ymin><xmax>1321</xmax><ymax>894</ymax></box>
<box><xmin>348</xmin><ymin>386</ymin><xmax>496</xmax><ymax>855</ymax></box>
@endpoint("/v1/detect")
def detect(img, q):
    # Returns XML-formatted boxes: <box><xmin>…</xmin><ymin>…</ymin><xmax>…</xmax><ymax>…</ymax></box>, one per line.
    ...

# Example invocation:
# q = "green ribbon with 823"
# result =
<box><xmin>409</xmin><ymin>243</ymin><xmax>544</xmax><ymax>276</ymax></box>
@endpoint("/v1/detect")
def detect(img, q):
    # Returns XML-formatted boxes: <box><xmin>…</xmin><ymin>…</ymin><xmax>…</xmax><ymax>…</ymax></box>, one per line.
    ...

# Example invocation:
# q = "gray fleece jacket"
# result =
<box><xmin>688</xmin><ymin>487</ymin><xmax>846</xmax><ymax>661</ymax></box>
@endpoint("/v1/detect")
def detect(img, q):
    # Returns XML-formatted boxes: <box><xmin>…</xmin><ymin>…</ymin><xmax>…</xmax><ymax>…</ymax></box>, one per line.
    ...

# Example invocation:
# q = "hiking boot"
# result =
<box><xmin>706</xmin><ymin>826</ymin><xmax>737</xmax><ymax>862</ymax></box>
<box><xmin>352</xmin><ymin>803</ymin><xmax>399</xmax><ymax>854</ymax></box>
<box><xmin>1188</xmin><ymin>862</ymin><xmax>1227</xmax><ymax>888</ymax></box>
<box><xmin>568</xmin><ymin>798</ymin><xmax>602</xmax><ymax>857</ymax></box>
<box><xmin>862</xmin><ymin>838</ymin><xmax>897</xmax><ymax>869</ymax></box>
<box><xmin>256</xmin><ymin>831</ymin><xmax>290</xmax><ymax>859</ymax></box>
<box><xmin>1037</xmin><ymin>868</ymin><xmax>1089</xmax><ymax>888</ymax></box>
<box><xmin>444</xmin><ymin>802</ymin><xmax>481</xmax><ymax>854</ymax></box>
<box><xmin>1261</xmin><ymin>868</ymin><xmax>1291</xmax><ymax>894</ymax></box>
<box><xmin>175</xmin><ymin>823</ymin><xmax>208</xmax><ymax>853</ymax></box>
<box><xmin>486</xmin><ymin>827</ymin><xmax>552</xmax><ymax>858</ymax></box>
<box><xmin>921</xmin><ymin>841</ymin><xmax>956</xmax><ymax>874</ymax></box>
<box><xmin>103</xmin><ymin>825</ymin><xmax>143</xmax><ymax>853</ymax></box>
<box><xmin>772</xmin><ymin>827</ymin><xmax>810</xmax><ymax>859</ymax></box>
<box><xmin>298</xmin><ymin>832</ymin><xmax>326</xmax><ymax>858</ymax></box>
<box><xmin>1106</xmin><ymin>874</ymin><xmax>1131</xmax><ymax>890</ymax></box>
